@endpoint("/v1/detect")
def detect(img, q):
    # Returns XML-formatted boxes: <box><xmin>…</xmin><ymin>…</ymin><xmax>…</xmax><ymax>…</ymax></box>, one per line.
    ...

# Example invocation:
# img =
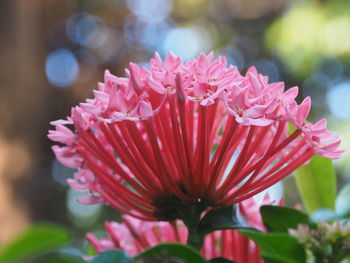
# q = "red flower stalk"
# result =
<box><xmin>86</xmin><ymin>196</ymin><xmax>272</xmax><ymax>263</ymax></box>
<box><xmin>48</xmin><ymin>52</ymin><xmax>342</xmax><ymax>222</ymax></box>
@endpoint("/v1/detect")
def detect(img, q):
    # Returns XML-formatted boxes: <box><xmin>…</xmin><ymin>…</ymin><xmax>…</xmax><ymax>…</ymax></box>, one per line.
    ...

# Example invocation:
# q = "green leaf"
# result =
<box><xmin>0</xmin><ymin>223</ymin><xmax>70</xmax><ymax>263</ymax></box>
<box><xmin>295</xmin><ymin>155</ymin><xmax>336</xmax><ymax>213</ymax></box>
<box><xmin>209</xmin><ymin>257</ymin><xmax>237</xmax><ymax>263</ymax></box>
<box><xmin>260</xmin><ymin>205</ymin><xmax>311</xmax><ymax>232</ymax></box>
<box><xmin>87</xmin><ymin>244</ymin><xmax>98</xmax><ymax>257</ymax></box>
<box><xmin>89</xmin><ymin>250</ymin><xmax>131</xmax><ymax>263</ymax></box>
<box><xmin>336</xmin><ymin>183</ymin><xmax>350</xmax><ymax>218</ymax></box>
<box><xmin>197</xmin><ymin>205</ymin><xmax>250</xmax><ymax>236</ymax></box>
<box><xmin>239</xmin><ymin>229</ymin><xmax>305</xmax><ymax>263</ymax></box>
<box><xmin>135</xmin><ymin>243</ymin><xmax>208</xmax><ymax>263</ymax></box>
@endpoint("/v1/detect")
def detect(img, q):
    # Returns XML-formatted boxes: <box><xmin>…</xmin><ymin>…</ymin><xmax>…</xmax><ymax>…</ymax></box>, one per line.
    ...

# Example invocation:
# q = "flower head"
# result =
<box><xmin>48</xmin><ymin>52</ymin><xmax>342</xmax><ymax>221</ymax></box>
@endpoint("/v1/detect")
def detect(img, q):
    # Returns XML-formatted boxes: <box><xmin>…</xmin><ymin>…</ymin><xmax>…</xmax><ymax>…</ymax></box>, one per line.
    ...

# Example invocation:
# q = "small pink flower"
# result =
<box><xmin>302</xmin><ymin>119</ymin><xmax>343</xmax><ymax>159</ymax></box>
<box><xmin>48</xmin><ymin>124</ymin><xmax>76</xmax><ymax>145</ymax></box>
<box><xmin>67</xmin><ymin>169</ymin><xmax>95</xmax><ymax>191</ymax></box>
<box><xmin>49</xmin><ymin>52</ymin><xmax>342</xmax><ymax>221</ymax></box>
<box><xmin>51</xmin><ymin>145</ymin><xmax>82</xmax><ymax>168</ymax></box>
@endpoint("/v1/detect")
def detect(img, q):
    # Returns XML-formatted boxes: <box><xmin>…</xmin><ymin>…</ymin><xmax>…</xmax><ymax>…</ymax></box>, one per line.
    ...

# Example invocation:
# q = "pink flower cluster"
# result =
<box><xmin>87</xmin><ymin>197</ymin><xmax>272</xmax><ymax>263</ymax></box>
<box><xmin>48</xmin><ymin>52</ymin><xmax>342</xmax><ymax>220</ymax></box>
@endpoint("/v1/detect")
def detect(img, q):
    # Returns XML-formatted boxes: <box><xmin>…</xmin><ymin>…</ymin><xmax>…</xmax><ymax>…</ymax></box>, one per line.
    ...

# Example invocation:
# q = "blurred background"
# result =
<box><xmin>1</xmin><ymin>0</ymin><xmax>350</xmax><ymax>259</ymax></box>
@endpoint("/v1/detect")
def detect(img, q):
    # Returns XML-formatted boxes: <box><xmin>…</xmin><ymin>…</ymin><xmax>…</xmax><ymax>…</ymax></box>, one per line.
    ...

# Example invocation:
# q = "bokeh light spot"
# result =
<box><xmin>327</xmin><ymin>81</ymin><xmax>350</xmax><ymax>120</ymax></box>
<box><xmin>67</xmin><ymin>189</ymin><xmax>102</xmax><ymax>227</ymax></box>
<box><xmin>126</xmin><ymin>0</ymin><xmax>173</xmax><ymax>23</ymax></box>
<box><xmin>162</xmin><ymin>27</ymin><xmax>212</xmax><ymax>60</ymax></box>
<box><xmin>45</xmin><ymin>49</ymin><xmax>79</xmax><ymax>88</ymax></box>
<box><xmin>123</xmin><ymin>15</ymin><xmax>173</xmax><ymax>52</ymax></box>
<box><xmin>75</xmin><ymin>15</ymin><xmax>108</xmax><ymax>48</ymax></box>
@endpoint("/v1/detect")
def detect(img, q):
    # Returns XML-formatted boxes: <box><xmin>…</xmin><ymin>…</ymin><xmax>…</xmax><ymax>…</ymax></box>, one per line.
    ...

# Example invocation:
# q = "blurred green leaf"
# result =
<box><xmin>295</xmin><ymin>155</ymin><xmax>336</xmax><ymax>214</ymax></box>
<box><xmin>260</xmin><ymin>205</ymin><xmax>312</xmax><ymax>232</ymax></box>
<box><xmin>209</xmin><ymin>257</ymin><xmax>237</xmax><ymax>263</ymax></box>
<box><xmin>89</xmin><ymin>250</ymin><xmax>131</xmax><ymax>263</ymax></box>
<box><xmin>135</xmin><ymin>243</ymin><xmax>207</xmax><ymax>263</ymax></box>
<box><xmin>239</xmin><ymin>229</ymin><xmax>305</xmax><ymax>263</ymax></box>
<box><xmin>0</xmin><ymin>223</ymin><xmax>70</xmax><ymax>263</ymax></box>
<box><xmin>87</xmin><ymin>244</ymin><xmax>98</xmax><ymax>257</ymax></box>
<box><xmin>198</xmin><ymin>205</ymin><xmax>250</xmax><ymax>236</ymax></box>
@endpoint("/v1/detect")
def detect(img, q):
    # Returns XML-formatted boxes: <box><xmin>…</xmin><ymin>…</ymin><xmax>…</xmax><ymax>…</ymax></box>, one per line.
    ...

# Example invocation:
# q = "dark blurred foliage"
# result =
<box><xmin>1</xmin><ymin>0</ymin><xmax>350</xmax><ymax>255</ymax></box>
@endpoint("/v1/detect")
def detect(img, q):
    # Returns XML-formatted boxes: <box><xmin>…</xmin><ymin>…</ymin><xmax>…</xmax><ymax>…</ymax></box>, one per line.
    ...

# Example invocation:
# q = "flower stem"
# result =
<box><xmin>180</xmin><ymin>205</ymin><xmax>204</xmax><ymax>251</ymax></box>
<box><xmin>186</xmin><ymin>223</ymin><xmax>204</xmax><ymax>251</ymax></box>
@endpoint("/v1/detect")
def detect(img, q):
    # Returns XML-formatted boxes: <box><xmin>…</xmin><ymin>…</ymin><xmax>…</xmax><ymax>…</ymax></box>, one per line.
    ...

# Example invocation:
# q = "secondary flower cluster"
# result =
<box><xmin>289</xmin><ymin>221</ymin><xmax>350</xmax><ymax>262</ymax></box>
<box><xmin>48</xmin><ymin>52</ymin><xmax>342</xmax><ymax>221</ymax></box>
<box><xmin>86</xmin><ymin>197</ymin><xmax>270</xmax><ymax>263</ymax></box>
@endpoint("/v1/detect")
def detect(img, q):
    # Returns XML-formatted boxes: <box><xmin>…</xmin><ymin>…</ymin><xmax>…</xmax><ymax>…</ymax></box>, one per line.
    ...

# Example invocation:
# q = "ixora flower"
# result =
<box><xmin>86</xmin><ymin>197</ymin><xmax>270</xmax><ymax>263</ymax></box>
<box><xmin>48</xmin><ymin>52</ymin><xmax>342</xmax><ymax>223</ymax></box>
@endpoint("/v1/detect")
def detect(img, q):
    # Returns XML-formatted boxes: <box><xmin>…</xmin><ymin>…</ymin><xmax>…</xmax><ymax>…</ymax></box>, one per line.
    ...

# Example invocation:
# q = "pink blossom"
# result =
<box><xmin>67</xmin><ymin>169</ymin><xmax>95</xmax><ymax>191</ymax></box>
<box><xmin>48</xmin><ymin>52</ymin><xmax>343</xmax><ymax>221</ymax></box>
<box><xmin>48</xmin><ymin>124</ymin><xmax>76</xmax><ymax>145</ymax></box>
<box><xmin>51</xmin><ymin>145</ymin><xmax>82</xmax><ymax>169</ymax></box>
<box><xmin>302</xmin><ymin>119</ymin><xmax>344</xmax><ymax>159</ymax></box>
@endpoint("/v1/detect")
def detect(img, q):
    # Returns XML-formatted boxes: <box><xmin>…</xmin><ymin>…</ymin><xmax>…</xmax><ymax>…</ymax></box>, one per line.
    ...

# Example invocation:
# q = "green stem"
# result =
<box><xmin>186</xmin><ymin>221</ymin><xmax>204</xmax><ymax>251</ymax></box>
<box><xmin>178</xmin><ymin>204</ymin><xmax>205</xmax><ymax>251</ymax></box>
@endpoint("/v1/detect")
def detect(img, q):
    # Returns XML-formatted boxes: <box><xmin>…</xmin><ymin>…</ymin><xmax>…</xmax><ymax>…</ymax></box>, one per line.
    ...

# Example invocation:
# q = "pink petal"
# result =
<box><xmin>139</xmin><ymin>100</ymin><xmax>153</xmax><ymax>119</ymax></box>
<box><xmin>248</xmin><ymin>118</ymin><xmax>273</xmax><ymax>126</ymax></box>
<box><xmin>78</xmin><ymin>195</ymin><xmax>104</xmax><ymax>205</ymax></box>
<box><xmin>245</xmin><ymin>105</ymin><xmax>268</xmax><ymax>118</ymax></box>
<box><xmin>296</xmin><ymin>96</ymin><xmax>311</xmax><ymax>125</ymax></box>
<box><xmin>282</xmin><ymin>86</ymin><xmax>299</xmax><ymax>104</ymax></box>
<box><xmin>67</xmin><ymin>179</ymin><xmax>89</xmax><ymax>191</ymax></box>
